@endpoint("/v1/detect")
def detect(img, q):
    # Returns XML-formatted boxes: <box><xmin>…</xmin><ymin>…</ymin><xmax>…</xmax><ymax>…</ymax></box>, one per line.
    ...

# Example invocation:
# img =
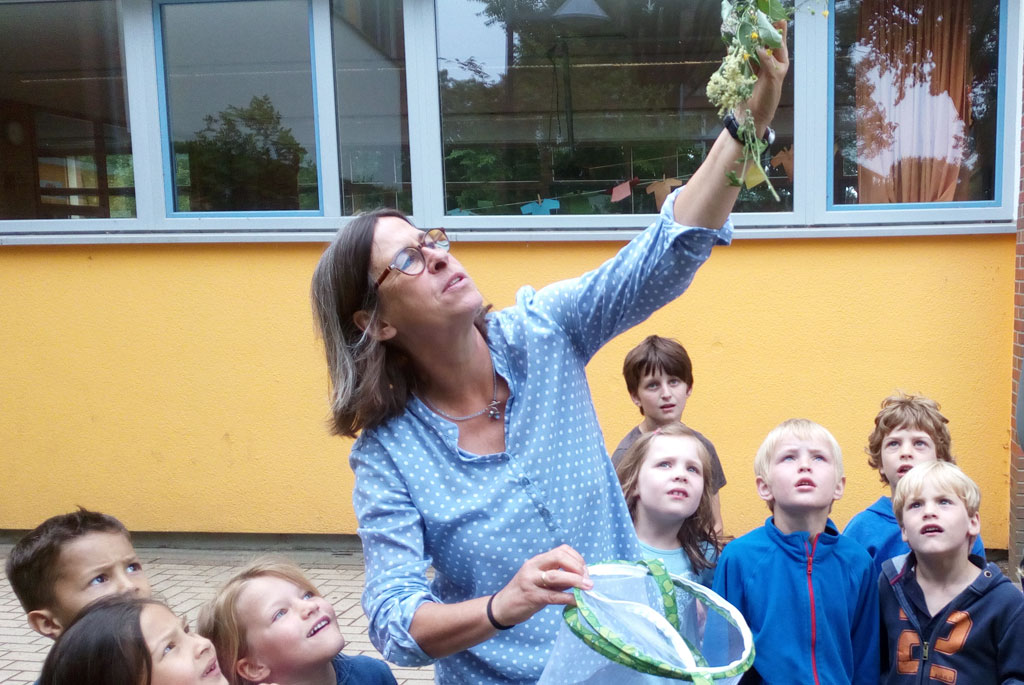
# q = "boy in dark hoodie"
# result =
<box><xmin>881</xmin><ymin>461</ymin><xmax>1024</xmax><ymax>683</ymax></box>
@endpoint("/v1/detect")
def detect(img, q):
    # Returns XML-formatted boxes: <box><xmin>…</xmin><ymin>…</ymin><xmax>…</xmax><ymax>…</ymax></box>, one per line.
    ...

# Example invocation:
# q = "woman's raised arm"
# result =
<box><xmin>673</xmin><ymin>21</ymin><xmax>790</xmax><ymax>230</ymax></box>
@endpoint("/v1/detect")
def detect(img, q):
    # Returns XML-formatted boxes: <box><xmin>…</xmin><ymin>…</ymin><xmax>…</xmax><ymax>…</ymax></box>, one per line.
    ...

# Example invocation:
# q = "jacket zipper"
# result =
<box><xmin>806</xmin><ymin>535</ymin><xmax>820</xmax><ymax>685</ymax></box>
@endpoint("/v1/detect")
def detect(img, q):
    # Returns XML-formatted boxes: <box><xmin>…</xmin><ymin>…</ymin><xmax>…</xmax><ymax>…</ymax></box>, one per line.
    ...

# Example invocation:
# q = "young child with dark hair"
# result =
<box><xmin>616</xmin><ymin>423</ymin><xmax>721</xmax><ymax>586</ymax></box>
<box><xmin>39</xmin><ymin>594</ymin><xmax>227</xmax><ymax>685</ymax></box>
<box><xmin>613</xmin><ymin>335</ymin><xmax>727</xmax><ymax>532</ymax></box>
<box><xmin>881</xmin><ymin>461</ymin><xmax>1024</xmax><ymax>683</ymax></box>
<box><xmin>713</xmin><ymin>419</ymin><xmax>878</xmax><ymax>684</ymax></box>
<box><xmin>4</xmin><ymin>507</ymin><xmax>151</xmax><ymax>640</ymax></box>
<box><xmin>844</xmin><ymin>392</ymin><xmax>985</xmax><ymax>579</ymax></box>
<box><xmin>199</xmin><ymin>557</ymin><xmax>395</xmax><ymax>685</ymax></box>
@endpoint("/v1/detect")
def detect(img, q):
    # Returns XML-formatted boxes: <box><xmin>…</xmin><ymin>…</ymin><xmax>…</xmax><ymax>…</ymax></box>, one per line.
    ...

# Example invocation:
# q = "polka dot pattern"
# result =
<box><xmin>350</xmin><ymin>188</ymin><xmax>732</xmax><ymax>684</ymax></box>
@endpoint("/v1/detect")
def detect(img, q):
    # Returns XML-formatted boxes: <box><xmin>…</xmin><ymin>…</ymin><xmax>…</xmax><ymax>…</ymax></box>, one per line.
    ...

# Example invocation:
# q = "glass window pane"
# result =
<box><xmin>0</xmin><ymin>0</ymin><xmax>134</xmax><ymax>220</ymax></box>
<box><xmin>833</xmin><ymin>0</ymin><xmax>1000</xmax><ymax>205</ymax></box>
<box><xmin>435</xmin><ymin>0</ymin><xmax>794</xmax><ymax>216</ymax></box>
<box><xmin>161</xmin><ymin>0</ymin><xmax>318</xmax><ymax>212</ymax></box>
<box><xmin>332</xmin><ymin>0</ymin><xmax>411</xmax><ymax>215</ymax></box>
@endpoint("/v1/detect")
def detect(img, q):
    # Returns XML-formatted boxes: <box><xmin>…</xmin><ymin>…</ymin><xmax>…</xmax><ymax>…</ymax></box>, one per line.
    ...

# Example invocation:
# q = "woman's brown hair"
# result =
<box><xmin>310</xmin><ymin>209</ymin><xmax>488</xmax><ymax>436</ymax></box>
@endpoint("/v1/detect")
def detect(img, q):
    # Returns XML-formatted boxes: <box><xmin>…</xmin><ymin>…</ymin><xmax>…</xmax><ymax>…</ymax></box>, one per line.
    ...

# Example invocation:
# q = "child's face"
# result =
<box><xmin>235</xmin><ymin>575</ymin><xmax>345</xmax><ymax>681</ymax></box>
<box><xmin>634</xmin><ymin>435</ymin><xmax>704</xmax><ymax>523</ymax></box>
<box><xmin>140</xmin><ymin>603</ymin><xmax>227</xmax><ymax>685</ymax></box>
<box><xmin>631</xmin><ymin>371</ymin><xmax>691</xmax><ymax>426</ymax></box>
<box><xmin>48</xmin><ymin>531</ymin><xmax>151</xmax><ymax>633</ymax></box>
<box><xmin>880</xmin><ymin>426</ymin><xmax>938</xmax><ymax>488</ymax></box>
<box><xmin>757</xmin><ymin>436</ymin><xmax>845</xmax><ymax>513</ymax></box>
<box><xmin>900</xmin><ymin>481</ymin><xmax>980</xmax><ymax>558</ymax></box>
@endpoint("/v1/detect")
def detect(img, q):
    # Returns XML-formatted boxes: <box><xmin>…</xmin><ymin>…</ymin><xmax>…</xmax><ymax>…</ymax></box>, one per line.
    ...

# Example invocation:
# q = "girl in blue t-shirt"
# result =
<box><xmin>198</xmin><ymin>558</ymin><xmax>396</xmax><ymax>685</ymax></box>
<box><xmin>616</xmin><ymin>423</ymin><xmax>720</xmax><ymax>586</ymax></box>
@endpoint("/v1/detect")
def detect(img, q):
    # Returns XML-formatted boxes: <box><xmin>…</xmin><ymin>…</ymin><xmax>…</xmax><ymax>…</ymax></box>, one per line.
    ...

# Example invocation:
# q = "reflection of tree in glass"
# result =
<box><xmin>439</xmin><ymin>1</ymin><xmax>746</xmax><ymax>214</ymax></box>
<box><xmin>849</xmin><ymin>0</ymin><xmax>988</xmax><ymax>202</ymax></box>
<box><xmin>182</xmin><ymin>95</ymin><xmax>311</xmax><ymax>211</ymax></box>
<box><xmin>441</xmin><ymin>4</ymin><xmax>680</xmax><ymax>214</ymax></box>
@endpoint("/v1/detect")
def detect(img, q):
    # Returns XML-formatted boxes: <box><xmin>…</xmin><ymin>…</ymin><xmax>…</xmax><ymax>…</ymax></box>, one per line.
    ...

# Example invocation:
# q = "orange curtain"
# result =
<box><xmin>854</xmin><ymin>0</ymin><xmax>971</xmax><ymax>203</ymax></box>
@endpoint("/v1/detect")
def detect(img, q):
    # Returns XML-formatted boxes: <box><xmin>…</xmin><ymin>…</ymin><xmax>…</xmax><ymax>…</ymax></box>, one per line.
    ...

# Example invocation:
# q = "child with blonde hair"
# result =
<box><xmin>198</xmin><ymin>558</ymin><xmax>395</xmax><ymax>685</ymax></box>
<box><xmin>713</xmin><ymin>418</ymin><xmax>878</xmax><ymax>684</ymax></box>
<box><xmin>844</xmin><ymin>392</ymin><xmax>985</xmax><ymax>579</ymax></box>
<box><xmin>881</xmin><ymin>461</ymin><xmax>1024</xmax><ymax>682</ymax></box>
<box><xmin>616</xmin><ymin>423</ymin><xmax>720</xmax><ymax>586</ymax></box>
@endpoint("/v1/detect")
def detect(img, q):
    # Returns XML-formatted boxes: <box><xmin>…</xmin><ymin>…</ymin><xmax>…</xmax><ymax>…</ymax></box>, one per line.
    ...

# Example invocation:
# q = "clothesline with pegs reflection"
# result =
<box><xmin>446</xmin><ymin>174</ymin><xmax>696</xmax><ymax>213</ymax></box>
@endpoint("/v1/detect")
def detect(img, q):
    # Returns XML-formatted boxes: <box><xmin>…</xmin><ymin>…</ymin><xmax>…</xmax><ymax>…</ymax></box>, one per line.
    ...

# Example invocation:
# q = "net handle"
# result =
<box><xmin>636</xmin><ymin>558</ymin><xmax>681</xmax><ymax>632</ymax></box>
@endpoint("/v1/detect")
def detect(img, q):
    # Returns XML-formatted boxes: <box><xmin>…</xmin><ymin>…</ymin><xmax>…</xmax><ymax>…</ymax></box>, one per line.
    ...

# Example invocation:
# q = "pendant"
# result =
<box><xmin>487</xmin><ymin>400</ymin><xmax>502</xmax><ymax>420</ymax></box>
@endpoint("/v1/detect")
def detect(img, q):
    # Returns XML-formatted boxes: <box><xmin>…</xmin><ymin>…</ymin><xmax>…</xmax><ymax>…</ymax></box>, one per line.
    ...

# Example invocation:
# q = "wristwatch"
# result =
<box><xmin>723</xmin><ymin>112</ymin><xmax>775</xmax><ymax>145</ymax></box>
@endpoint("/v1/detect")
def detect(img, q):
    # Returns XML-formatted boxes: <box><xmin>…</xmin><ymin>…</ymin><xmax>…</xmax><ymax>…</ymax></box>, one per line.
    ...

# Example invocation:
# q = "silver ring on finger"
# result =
<box><xmin>540</xmin><ymin>570</ymin><xmax>550</xmax><ymax>588</ymax></box>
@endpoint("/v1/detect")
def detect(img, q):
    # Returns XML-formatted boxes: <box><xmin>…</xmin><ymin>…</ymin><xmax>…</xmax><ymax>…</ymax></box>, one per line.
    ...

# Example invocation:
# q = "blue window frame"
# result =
<box><xmin>827</xmin><ymin>0</ymin><xmax>1008</xmax><ymax>212</ymax></box>
<box><xmin>153</xmin><ymin>0</ymin><xmax>324</xmax><ymax>217</ymax></box>
<box><xmin>0</xmin><ymin>0</ymin><xmax>1019</xmax><ymax>243</ymax></box>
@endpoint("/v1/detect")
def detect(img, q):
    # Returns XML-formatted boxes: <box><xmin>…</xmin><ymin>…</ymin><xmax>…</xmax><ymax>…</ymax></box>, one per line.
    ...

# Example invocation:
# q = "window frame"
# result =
<box><xmin>0</xmin><ymin>0</ymin><xmax>1019</xmax><ymax>245</ymax></box>
<box><xmin>820</xmin><ymin>0</ymin><xmax>1016</xmax><ymax>227</ymax></box>
<box><xmin>152</xmin><ymin>0</ymin><xmax>330</xmax><ymax>218</ymax></box>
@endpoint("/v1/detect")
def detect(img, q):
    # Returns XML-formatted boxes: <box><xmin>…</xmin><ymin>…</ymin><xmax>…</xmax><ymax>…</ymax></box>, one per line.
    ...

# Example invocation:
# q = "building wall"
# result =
<box><xmin>1011</xmin><ymin>64</ymin><xmax>1024</xmax><ymax>571</ymax></box>
<box><xmin>1</xmin><ymin>234</ymin><xmax>1013</xmax><ymax>544</ymax></box>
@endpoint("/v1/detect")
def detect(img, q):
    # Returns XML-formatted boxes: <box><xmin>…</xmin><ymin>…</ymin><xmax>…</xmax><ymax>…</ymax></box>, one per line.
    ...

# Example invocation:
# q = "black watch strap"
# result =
<box><xmin>723</xmin><ymin>112</ymin><xmax>774</xmax><ymax>145</ymax></box>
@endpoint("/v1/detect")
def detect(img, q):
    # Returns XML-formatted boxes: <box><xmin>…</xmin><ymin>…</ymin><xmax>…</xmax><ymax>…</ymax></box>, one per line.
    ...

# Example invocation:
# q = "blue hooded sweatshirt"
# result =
<box><xmin>332</xmin><ymin>653</ymin><xmax>396</xmax><ymax>684</ymax></box>
<box><xmin>713</xmin><ymin>517</ymin><xmax>879</xmax><ymax>685</ymax></box>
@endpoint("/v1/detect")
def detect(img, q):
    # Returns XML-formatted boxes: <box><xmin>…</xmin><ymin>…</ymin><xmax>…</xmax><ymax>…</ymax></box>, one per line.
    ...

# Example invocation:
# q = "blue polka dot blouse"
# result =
<box><xmin>350</xmin><ymin>188</ymin><xmax>733</xmax><ymax>684</ymax></box>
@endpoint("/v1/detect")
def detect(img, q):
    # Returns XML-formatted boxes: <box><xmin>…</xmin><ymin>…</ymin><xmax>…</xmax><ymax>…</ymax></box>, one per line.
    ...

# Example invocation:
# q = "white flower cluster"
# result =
<box><xmin>706</xmin><ymin>44</ymin><xmax>756</xmax><ymax>118</ymax></box>
<box><xmin>721</xmin><ymin>10</ymin><xmax>740</xmax><ymax>36</ymax></box>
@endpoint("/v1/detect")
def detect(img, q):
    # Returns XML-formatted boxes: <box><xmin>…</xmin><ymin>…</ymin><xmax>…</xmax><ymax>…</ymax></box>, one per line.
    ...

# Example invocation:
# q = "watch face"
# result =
<box><xmin>765</xmin><ymin>127</ymin><xmax>776</xmax><ymax>145</ymax></box>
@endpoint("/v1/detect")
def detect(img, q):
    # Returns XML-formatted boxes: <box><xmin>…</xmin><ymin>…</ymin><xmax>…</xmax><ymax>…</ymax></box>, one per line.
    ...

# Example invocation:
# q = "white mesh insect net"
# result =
<box><xmin>538</xmin><ymin>560</ymin><xmax>754</xmax><ymax>684</ymax></box>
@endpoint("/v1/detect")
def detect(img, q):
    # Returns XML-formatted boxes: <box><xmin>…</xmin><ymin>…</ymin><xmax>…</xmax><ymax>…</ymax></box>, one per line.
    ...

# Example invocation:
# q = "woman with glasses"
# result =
<box><xmin>310</xmin><ymin>30</ymin><xmax>788</xmax><ymax>685</ymax></box>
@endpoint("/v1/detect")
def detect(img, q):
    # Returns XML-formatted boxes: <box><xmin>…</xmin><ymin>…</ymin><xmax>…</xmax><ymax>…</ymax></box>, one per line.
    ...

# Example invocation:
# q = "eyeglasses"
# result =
<box><xmin>375</xmin><ymin>228</ymin><xmax>450</xmax><ymax>288</ymax></box>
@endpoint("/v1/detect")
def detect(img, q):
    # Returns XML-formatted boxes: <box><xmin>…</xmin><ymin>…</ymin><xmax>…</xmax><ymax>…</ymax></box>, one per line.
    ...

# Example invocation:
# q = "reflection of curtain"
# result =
<box><xmin>854</xmin><ymin>0</ymin><xmax>971</xmax><ymax>203</ymax></box>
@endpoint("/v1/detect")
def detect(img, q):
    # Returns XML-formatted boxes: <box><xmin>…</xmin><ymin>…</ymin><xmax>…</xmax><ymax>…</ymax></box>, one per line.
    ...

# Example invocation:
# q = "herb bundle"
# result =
<box><xmin>706</xmin><ymin>0</ymin><xmax>792</xmax><ymax>201</ymax></box>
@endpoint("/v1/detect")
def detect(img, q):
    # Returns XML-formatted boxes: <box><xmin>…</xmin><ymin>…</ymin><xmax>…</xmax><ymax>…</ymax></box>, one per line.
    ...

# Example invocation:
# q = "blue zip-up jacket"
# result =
<box><xmin>845</xmin><ymin>496</ymin><xmax>985</xmax><ymax>580</ymax></box>
<box><xmin>880</xmin><ymin>553</ymin><xmax>1024</xmax><ymax>684</ymax></box>
<box><xmin>712</xmin><ymin>517</ymin><xmax>879</xmax><ymax>685</ymax></box>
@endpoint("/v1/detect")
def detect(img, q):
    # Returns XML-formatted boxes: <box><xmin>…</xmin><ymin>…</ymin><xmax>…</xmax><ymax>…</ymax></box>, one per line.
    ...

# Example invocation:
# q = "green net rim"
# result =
<box><xmin>562</xmin><ymin>559</ymin><xmax>755</xmax><ymax>682</ymax></box>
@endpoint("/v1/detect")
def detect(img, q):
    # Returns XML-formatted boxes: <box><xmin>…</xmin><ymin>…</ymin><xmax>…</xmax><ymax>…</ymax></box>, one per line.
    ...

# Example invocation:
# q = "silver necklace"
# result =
<box><xmin>422</xmin><ymin>366</ymin><xmax>502</xmax><ymax>422</ymax></box>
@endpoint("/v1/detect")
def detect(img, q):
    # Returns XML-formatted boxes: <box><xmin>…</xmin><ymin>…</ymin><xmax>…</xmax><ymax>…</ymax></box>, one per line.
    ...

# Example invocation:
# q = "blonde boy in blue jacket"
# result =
<box><xmin>713</xmin><ymin>419</ymin><xmax>879</xmax><ymax>684</ymax></box>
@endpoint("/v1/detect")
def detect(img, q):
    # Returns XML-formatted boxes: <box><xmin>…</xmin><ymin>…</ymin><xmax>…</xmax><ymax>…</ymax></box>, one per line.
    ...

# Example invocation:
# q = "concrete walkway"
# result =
<box><xmin>0</xmin><ymin>543</ymin><xmax>433</xmax><ymax>684</ymax></box>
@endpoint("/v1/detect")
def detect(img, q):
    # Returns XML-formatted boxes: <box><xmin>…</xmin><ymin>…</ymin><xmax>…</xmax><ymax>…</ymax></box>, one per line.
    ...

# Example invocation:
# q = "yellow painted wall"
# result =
<box><xmin>0</xmin><ymin>234</ymin><xmax>1013</xmax><ymax>547</ymax></box>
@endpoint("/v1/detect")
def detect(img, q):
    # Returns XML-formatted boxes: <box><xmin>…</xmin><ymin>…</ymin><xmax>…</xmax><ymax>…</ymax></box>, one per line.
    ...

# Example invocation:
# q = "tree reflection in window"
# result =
<box><xmin>177</xmin><ymin>95</ymin><xmax>310</xmax><ymax>212</ymax></box>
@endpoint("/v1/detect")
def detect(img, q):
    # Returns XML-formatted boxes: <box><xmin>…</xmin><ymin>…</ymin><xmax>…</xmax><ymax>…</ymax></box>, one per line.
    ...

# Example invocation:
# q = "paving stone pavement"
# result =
<box><xmin>0</xmin><ymin>542</ymin><xmax>434</xmax><ymax>684</ymax></box>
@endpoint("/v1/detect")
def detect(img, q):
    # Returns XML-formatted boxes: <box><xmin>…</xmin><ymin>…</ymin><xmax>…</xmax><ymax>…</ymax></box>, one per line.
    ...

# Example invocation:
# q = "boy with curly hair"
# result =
<box><xmin>844</xmin><ymin>393</ymin><xmax>984</xmax><ymax>579</ymax></box>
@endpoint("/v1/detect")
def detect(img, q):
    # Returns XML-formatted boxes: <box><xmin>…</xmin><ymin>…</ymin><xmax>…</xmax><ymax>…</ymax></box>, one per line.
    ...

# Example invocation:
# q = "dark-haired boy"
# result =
<box><xmin>612</xmin><ymin>335</ymin><xmax>726</xmax><ymax>531</ymax></box>
<box><xmin>4</xmin><ymin>507</ymin><xmax>151</xmax><ymax>640</ymax></box>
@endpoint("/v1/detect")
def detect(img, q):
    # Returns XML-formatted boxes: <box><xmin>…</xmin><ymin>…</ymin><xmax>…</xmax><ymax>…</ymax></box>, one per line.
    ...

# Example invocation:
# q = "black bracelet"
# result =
<box><xmin>486</xmin><ymin>594</ymin><xmax>514</xmax><ymax>630</ymax></box>
<box><xmin>723</xmin><ymin>112</ymin><xmax>775</xmax><ymax>145</ymax></box>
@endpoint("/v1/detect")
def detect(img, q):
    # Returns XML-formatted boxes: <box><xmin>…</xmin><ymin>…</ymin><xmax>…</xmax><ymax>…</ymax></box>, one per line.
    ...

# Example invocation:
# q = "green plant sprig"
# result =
<box><xmin>707</xmin><ymin>0</ymin><xmax>791</xmax><ymax>202</ymax></box>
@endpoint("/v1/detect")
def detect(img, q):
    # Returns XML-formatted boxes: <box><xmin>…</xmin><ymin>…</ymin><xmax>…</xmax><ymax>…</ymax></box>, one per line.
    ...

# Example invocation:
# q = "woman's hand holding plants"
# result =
<box><xmin>706</xmin><ymin>1</ymin><xmax>799</xmax><ymax>200</ymax></box>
